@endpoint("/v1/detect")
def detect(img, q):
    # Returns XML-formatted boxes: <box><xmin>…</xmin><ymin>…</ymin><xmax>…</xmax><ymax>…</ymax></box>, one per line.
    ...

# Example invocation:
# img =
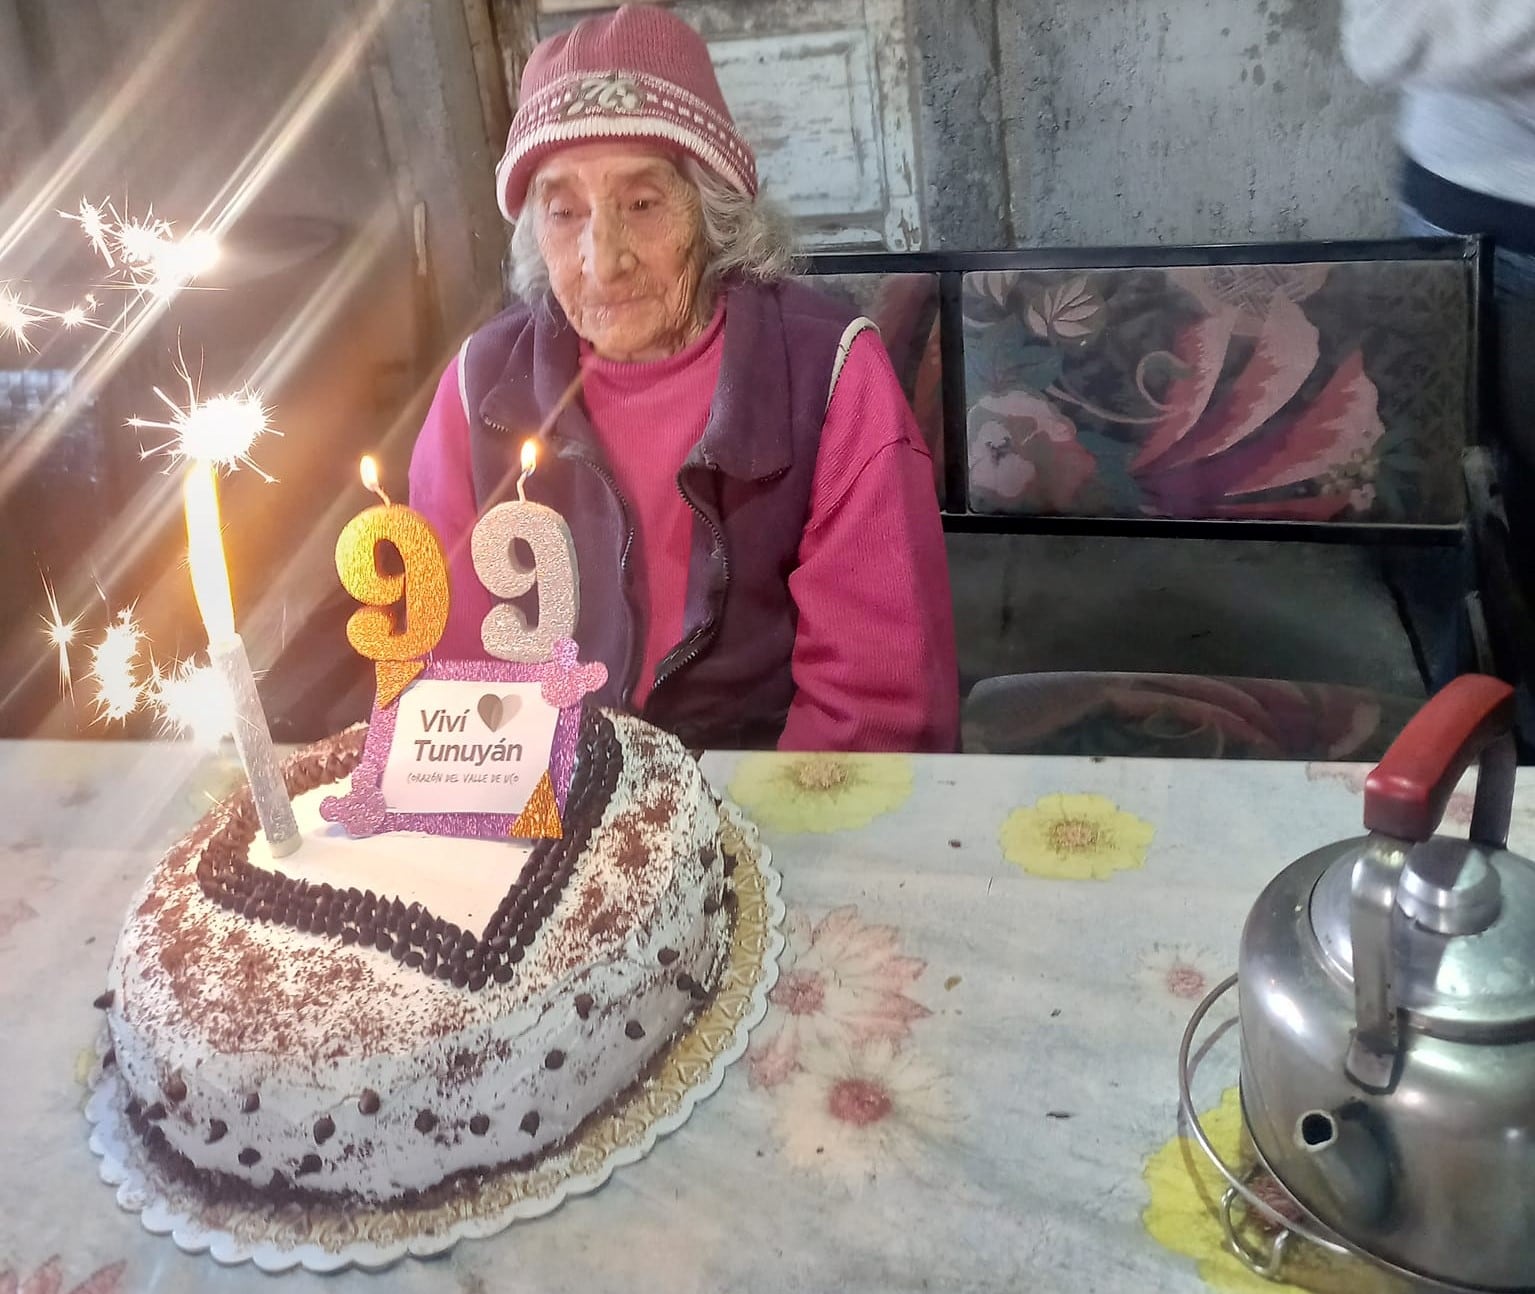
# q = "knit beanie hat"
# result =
<box><xmin>495</xmin><ymin>5</ymin><xmax>758</xmax><ymax>220</ymax></box>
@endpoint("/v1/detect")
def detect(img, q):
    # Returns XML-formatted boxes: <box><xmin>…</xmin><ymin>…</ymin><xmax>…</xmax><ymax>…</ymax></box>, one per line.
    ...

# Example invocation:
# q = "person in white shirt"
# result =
<box><xmin>1343</xmin><ymin>0</ymin><xmax>1535</xmax><ymax>458</ymax></box>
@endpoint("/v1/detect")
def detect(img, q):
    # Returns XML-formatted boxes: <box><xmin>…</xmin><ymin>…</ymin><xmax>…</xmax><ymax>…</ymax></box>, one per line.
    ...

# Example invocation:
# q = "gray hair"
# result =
<box><xmin>508</xmin><ymin>158</ymin><xmax>797</xmax><ymax>305</ymax></box>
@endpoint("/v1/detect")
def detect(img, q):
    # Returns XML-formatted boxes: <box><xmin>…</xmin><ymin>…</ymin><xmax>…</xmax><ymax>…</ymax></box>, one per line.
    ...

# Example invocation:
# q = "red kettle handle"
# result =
<box><xmin>1363</xmin><ymin>675</ymin><xmax>1516</xmax><ymax>842</ymax></box>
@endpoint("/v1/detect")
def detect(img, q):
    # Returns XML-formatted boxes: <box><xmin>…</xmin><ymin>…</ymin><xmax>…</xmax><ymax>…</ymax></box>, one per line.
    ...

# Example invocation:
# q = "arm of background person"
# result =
<box><xmin>778</xmin><ymin>332</ymin><xmax>960</xmax><ymax>753</ymax></box>
<box><xmin>1341</xmin><ymin>0</ymin><xmax>1535</xmax><ymax>96</ymax></box>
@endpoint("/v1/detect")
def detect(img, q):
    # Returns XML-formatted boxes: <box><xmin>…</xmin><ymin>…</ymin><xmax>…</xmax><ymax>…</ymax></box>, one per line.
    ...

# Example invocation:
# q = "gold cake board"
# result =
<box><xmin>84</xmin><ymin>803</ymin><xmax>784</xmax><ymax>1274</ymax></box>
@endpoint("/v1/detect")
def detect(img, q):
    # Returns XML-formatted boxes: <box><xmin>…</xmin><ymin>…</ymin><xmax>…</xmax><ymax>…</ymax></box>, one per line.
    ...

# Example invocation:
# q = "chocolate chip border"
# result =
<box><xmin>192</xmin><ymin>708</ymin><xmax>621</xmax><ymax>994</ymax></box>
<box><xmin>116</xmin><ymin>927</ymin><xmax>735</xmax><ymax>1216</ymax></box>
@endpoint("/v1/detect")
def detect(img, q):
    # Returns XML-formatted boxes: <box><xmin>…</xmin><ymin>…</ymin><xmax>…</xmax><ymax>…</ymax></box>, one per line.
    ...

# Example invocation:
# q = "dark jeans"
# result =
<box><xmin>1403</xmin><ymin>207</ymin><xmax>1535</xmax><ymax>746</ymax></box>
<box><xmin>1402</xmin><ymin>207</ymin><xmax>1535</xmax><ymax>506</ymax></box>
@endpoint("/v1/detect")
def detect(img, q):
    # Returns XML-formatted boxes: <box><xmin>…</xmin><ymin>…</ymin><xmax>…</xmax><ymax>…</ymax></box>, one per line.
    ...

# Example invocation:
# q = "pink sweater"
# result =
<box><xmin>409</xmin><ymin>303</ymin><xmax>958</xmax><ymax>752</ymax></box>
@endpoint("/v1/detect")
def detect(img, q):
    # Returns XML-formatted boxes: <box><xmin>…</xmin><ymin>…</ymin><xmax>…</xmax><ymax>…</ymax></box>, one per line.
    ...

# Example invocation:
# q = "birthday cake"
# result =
<box><xmin>98</xmin><ymin>702</ymin><xmax>737</xmax><ymax>1207</ymax></box>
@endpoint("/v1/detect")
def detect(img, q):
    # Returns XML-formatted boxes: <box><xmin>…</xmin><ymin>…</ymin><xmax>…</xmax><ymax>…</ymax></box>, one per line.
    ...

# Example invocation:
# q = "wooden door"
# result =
<box><xmin>531</xmin><ymin>0</ymin><xmax>923</xmax><ymax>250</ymax></box>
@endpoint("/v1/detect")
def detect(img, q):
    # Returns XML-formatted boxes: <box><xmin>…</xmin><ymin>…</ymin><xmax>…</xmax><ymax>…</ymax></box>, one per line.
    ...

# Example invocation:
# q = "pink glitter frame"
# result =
<box><xmin>319</xmin><ymin>640</ymin><xmax>607</xmax><ymax>841</ymax></box>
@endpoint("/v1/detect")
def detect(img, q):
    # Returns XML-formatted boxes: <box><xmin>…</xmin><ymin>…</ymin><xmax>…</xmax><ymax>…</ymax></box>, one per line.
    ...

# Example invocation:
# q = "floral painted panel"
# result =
<box><xmin>807</xmin><ymin>272</ymin><xmax>944</xmax><ymax>504</ymax></box>
<box><xmin>963</xmin><ymin>260</ymin><xmax>1470</xmax><ymax>521</ymax></box>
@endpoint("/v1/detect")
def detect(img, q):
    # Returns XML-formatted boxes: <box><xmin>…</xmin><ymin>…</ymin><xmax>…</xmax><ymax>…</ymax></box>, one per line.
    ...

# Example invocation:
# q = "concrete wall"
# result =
<box><xmin>908</xmin><ymin>0</ymin><xmax>1013</xmax><ymax>248</ymax></box>
<box><xmin>991</xmin><ymin>0</ymin><xmax>1402</xmax><ymax>247</ymax></box>
<box><xmin>896</xmin><ymin>0</ymin><xmax>1403</xmax><ymax>249</ymax></box>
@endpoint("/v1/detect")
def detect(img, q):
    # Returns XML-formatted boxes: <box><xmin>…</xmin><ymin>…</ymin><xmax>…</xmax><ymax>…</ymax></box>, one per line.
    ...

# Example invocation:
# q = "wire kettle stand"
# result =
<box><xmin>1177</xmin><ymin>973</ymin><xmax>1355</xmax><ymax>1280</ymax></box>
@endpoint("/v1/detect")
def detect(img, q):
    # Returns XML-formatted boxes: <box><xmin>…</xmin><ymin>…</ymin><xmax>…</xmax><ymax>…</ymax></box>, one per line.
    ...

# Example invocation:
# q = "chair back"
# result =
<box><xmin>803</xmin><ymin>238</ymin><xmax>1485</xmax><ymax>541</ymax></box>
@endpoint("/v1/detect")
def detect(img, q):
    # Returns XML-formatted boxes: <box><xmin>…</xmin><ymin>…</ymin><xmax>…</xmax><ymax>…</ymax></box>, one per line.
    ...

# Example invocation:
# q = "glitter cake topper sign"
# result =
<box><xmin>328</xmin><ymin>451</ymin><xmax>604</xmax><ymax>841</ymax></box>
<box><xmin>378</xmin><ymin>679</ymin><xmax>559</xmax><ymax>815</ymax></box>
<box><xmin>321</xmin><ymin>642</ymin><xmax>606</xmax><ymax>841</ymax></box>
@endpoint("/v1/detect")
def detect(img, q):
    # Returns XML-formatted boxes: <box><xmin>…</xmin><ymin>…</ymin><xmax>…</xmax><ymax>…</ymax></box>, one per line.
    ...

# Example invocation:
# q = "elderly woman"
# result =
<box><xmin>409</xmin><ymin>4</ymin><xmax>957</xmax><ymax>752</ymax></box>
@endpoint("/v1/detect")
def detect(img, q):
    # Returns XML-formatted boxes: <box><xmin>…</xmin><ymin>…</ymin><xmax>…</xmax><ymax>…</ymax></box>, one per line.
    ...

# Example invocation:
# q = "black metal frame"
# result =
<box><xmin>803</xmin><ymin>235</ymin><xmax>1488</xmax><ymax>547</ymax></box>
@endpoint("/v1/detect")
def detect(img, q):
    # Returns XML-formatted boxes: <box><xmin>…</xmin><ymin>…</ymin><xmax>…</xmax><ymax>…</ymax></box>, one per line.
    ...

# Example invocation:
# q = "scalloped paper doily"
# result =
<box><xmin>85</xmin><ymin>801</ymin><xmax>783</xmax><ymax>1274</ymax></box>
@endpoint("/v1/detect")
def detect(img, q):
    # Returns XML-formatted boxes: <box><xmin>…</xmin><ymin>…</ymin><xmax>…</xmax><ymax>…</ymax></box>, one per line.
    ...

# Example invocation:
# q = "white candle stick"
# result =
<box><xmin>183</xmin><ymin>462</ymin><xmax>301</xmax><ymax>857</ymax></box>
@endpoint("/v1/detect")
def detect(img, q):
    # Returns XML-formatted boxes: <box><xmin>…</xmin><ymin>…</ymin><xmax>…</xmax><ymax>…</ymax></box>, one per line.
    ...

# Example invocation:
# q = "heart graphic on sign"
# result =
<box><xmin>477</xmin><ymin>692</ymin><xmax>522</xmax><ymax>732</ymax></box>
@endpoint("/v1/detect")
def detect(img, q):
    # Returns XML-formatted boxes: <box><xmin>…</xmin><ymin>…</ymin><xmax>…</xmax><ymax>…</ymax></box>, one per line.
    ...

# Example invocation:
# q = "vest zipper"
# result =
<box><xmin>647</xmin><ymin>472</ymin><xmax>730</xmax><ymax>700</ymax></box>
<box><xmin>482</xmin><ymin>413</ymin><xmax>643</xmax><ymax>706</ymax></box>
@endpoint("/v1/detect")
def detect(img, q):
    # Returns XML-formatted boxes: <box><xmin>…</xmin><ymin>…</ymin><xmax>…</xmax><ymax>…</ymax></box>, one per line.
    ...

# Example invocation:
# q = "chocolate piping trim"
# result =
<box><xmin>192</xmin><ymin>708</ymin><xmax>620</xmax><ymax>994</ymax></box>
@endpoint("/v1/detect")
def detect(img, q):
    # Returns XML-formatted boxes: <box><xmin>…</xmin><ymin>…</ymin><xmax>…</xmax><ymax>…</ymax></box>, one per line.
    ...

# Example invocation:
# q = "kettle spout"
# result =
<box><xmin>1294</xmin><ymin>1107</ymin><xmax>1392</xmax><ymax>1228</ymax></box>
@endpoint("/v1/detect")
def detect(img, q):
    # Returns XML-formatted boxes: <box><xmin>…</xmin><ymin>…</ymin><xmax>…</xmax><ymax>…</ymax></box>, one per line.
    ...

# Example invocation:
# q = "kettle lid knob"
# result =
<box><xmin>1397</xmin><ymin>840</ymin><xmax>1502</xmax><ymax>935</ymax></box>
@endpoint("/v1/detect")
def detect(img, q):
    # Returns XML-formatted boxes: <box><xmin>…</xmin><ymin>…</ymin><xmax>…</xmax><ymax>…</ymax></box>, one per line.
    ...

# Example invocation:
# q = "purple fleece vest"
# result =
<box><xmin>463</xmin><ymin>278</ymin><xmax>857</xmax><ymax>749</ymax></box>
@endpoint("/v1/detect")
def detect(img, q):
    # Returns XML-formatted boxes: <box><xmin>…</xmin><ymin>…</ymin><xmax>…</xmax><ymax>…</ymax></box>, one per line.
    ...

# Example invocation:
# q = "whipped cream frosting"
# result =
<box><xmin>104</xmin><ymin>709</ymin><xmax>732</xmax><ymax>1204</ymax></box>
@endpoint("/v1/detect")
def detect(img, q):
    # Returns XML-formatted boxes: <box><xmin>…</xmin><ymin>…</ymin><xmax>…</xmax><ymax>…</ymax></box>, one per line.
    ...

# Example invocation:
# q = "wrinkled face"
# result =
<box><xmin>531</xmin><ymin>143</ymin><xmax>708</xmax><ymax>362</ymax></box>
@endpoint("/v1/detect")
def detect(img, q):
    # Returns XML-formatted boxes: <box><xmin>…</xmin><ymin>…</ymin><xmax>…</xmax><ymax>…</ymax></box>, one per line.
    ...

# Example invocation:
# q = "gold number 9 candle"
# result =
<box><xmin>336</xmin><ymin>456</ymin><xmax>449</xmax><ymax>706</ymax></box>
<box><xmin>471</xmin><ymin>440</ymin><xmax>579</xmax><ymax>663</ymax></box>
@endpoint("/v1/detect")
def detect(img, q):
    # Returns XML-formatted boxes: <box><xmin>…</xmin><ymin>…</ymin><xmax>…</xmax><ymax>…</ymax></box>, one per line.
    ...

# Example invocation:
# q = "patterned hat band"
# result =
<box><xmin>497</xmin><ymin>70</ymin><xmax>758</xmax><ymax>220</ymax></box>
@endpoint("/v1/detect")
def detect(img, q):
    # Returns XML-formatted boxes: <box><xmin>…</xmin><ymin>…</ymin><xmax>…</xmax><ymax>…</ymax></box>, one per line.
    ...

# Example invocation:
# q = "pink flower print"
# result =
<box><xmin>1221</xmin><ymin>351</ymin><xmax>1386</xmax><ymax>501</ymax></box>
<box><xmin>1136</xmin><ymin>943</ymin><xmax>1226</xmax><ymax>1008</ymax></box>
<box><xmin>1130</xmin><ymin>295</ymin><xmax>1386</xmax><ymax>521</ymax></box>
<box><xmin>968</xmin><ymin>390</ymin><xmax>1096</xmax><ymax>511</ymax></box>
<box><xmin>747</xmin><ymin>905</ymin><xmax>930</xmax><ymax>1089</ymax></box>
<box><xmin>772</xmin><ymin>1039</ymin><xmax>955</xmax><ymax>1188</ymax></box>
<box><xmin>1170</xmin><ymin>263</ymin><xmax>1331</xmax><ymax>337</ymax></box>
<box><xmin>0</xmin><ymin>1258</ymin><xmax>127</xmax><ymax>1294</ymax></box>
<box><xmin>1133</xmin><ymin>294</ymin><xmax>1319</xmax><ymax>475</ymax></box>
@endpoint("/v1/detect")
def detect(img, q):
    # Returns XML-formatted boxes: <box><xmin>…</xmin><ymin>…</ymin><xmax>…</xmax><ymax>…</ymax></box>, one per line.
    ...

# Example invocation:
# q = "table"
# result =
<box><xmin>4</xmin><ymin>740</ymin><xmax>1530</xmax><ymax>1293</ymax></box>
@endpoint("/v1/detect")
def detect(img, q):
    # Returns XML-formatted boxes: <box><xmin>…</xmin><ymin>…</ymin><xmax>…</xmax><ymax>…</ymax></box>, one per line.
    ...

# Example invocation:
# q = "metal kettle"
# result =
<box><xmin>1183</xmin><ymin>675</ymin><xmax>1535</xmax><ymax>1291</ymax></box>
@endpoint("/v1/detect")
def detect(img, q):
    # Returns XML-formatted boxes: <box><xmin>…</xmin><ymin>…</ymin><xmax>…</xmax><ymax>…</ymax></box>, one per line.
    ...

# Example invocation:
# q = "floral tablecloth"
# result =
<box><xmin>4</xmin><ymin>739</ymin><xmax>1531</xmax><ymax>1294</ymax></box>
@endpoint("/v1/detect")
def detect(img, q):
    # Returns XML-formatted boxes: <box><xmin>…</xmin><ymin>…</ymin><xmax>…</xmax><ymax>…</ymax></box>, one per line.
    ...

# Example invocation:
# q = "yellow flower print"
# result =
<box><xmin>999</xmin><ymin>793</ymin><xmax>1154</xmax><ymax>879</ymax></box>
<box><xmin>727</xmin><ymin>753</ymin><xmax>913</xmax><ymax>834</ymax></box>
<box><xmin>1142</xmin><ymin>1087</ymin><xmax>1391</xmax><ymax>1294</ymax></box>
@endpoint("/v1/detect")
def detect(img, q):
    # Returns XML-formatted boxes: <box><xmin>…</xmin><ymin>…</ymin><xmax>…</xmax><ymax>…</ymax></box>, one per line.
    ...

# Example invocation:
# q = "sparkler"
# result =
<box><xmin>63</xmin><ymin>198</ymin><xmax>115</xmax><ymax>265</ymax></box>
<box><xmin>38</xmin><ymin>573</ymin><xmax>82</xmax><ymax>700</ymax></box>
<box><xmin>147</xmin><ymin>657</ymin><xmax>235</xmax><ymax>747</ymax></box>
<box><xmin>129</xmin><ymin>367</ymin><xmax>277</xmax><ymax>480</ymax></box>
<box><xmin>87</xmin><ymin>608</ymin><xmax>146</xmax><ymax>723</ymax></box>
<box><xmin>110</xmin><ymin>212</ymin><xmax>172</xmax><ymax>268</ymax></box>
<box><xmin>183</xmin><ymin>462</ymin><xmax>301</xmax><ymax>855</ymax></box>
<box><xmin>0</xmin><ymin>286</ymin><xmax>40</xmax><ymax>351</ymax></box>
<box><xmin>0</xmin><ymin>197</ymin><xmax>218</xmax><ymax>357</ymax></box>
<box><xmin>111</xmin><ymin>211</ymin><xmax>220</xmax><ymax>300</ymax></box>
<box><xmin>58</xmin><ymin>295</ymin><xmax>104</xmax><ymax>330</ymax></box>
<box><xmin>63</xmin><ymin>198</ymin><xmax>221</xmax><ymax>299</ymax></box>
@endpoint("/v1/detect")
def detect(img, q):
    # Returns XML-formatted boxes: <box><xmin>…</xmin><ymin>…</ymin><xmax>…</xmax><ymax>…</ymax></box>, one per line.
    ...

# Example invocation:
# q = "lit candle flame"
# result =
<box><xmin>360</xmin><ymin>454</ymin><xmax>392</xmax><ymax>506</ymax></box>
<box><xmin>38</xmin><ymin>572</ymin><xmax>82</xmax><ymax>699</ymax></box>
<box><xmin>517</xmin><ymin>439</ymin><xmax>538</xmax><ymax>503</ymax></box>
<box><xmin>87</xmin><ymin>608</ymin><xmax>146</xmax><ymax>722</ymax></box>
<box><xmin>183</xmin><ymin>463</ymin><xmax>238</xmax><ymax>645</ymax></box>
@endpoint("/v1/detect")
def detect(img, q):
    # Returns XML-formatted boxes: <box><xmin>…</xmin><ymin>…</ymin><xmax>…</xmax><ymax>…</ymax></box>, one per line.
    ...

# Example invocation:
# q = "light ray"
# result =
<box><xmin>0</xmin><ymin>0</ymin><xmax>208</xmax><ymax>267</ymax></box>
<box><xmin>0</xmin><ymin>0</ymin><xmax>393</xmax><ymax>511</ymax></box>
